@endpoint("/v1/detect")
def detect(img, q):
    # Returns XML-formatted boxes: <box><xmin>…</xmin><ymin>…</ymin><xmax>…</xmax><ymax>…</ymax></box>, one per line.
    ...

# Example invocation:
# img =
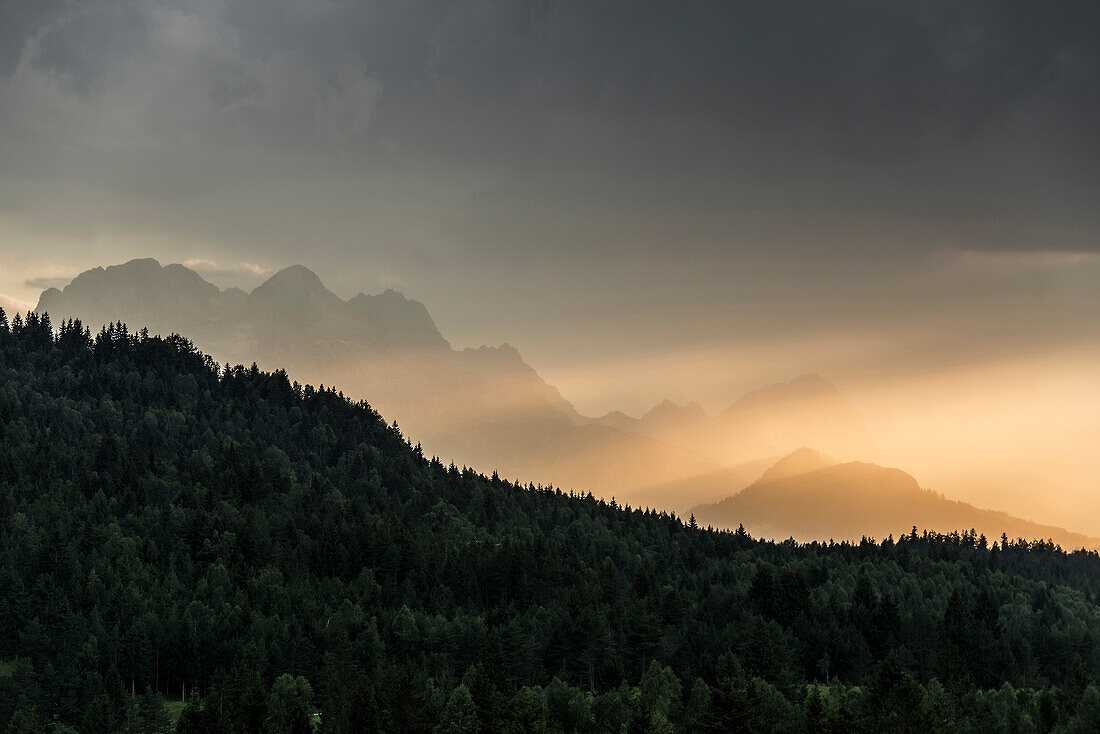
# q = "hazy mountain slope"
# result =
<box><xmin>35</xmin><ymin>259</ymin><xmax>710</xmax><ymax>504</ymax></box>
<box><xmin>626</xmin><ymin>459</ymin><xmax>775</xmax><ymax>516</ymax></box>
<box><xmin>445</xmin><ymin>418</ymin><xmax>729</xmax><ymax>503</ymax></box>
<box><xmin>36</xmin><ymin>259</ymin><xmax>564</xmax><ymax>412</ymax></box>
<box><xmin>348</xmin><ymin>288</ymin><xmax>451</xmax><ymax>353</ymax></box>
<box><xmin>639</xmin><ymin>399</ymin><xmax>710</xmax><ymax>436</ymax></box>
<box><xmin>35</xmin><ymin>259</ymin><xmax>890</xmax><ymax>512</ymax></box>
<box><xmin>235</xmin><ymin>264</ymin><xmax>387</xmax><ymax>365</ymax></box>
<box><xmin>709</xmin><ymin>373</ymin><xmax>875</xmax><ymax>464</ymax></box>
<box><xmin>36</xmin><ymin>258</ymin><xmax>238</xmax><ymax>346</ymax></box>
<box><xmin>756</xmin><ymin>446</ymin><xmax>838</xmax><ymax>483</ymax></box>
<box><xmin>593</xmin><ymin>375</ymin><xmax>876</xmax><ymax>469</ymax></box>
<box><xmin>450</xmin><ymin>344</ymin><xmax>582</xmax><ymax>423</ymax></box>
<box><xmin>693</xmin><ymin>453</ymin><xmax>1100</xmax><ymax>548</ymax></box>
<box><xmin>591</xmin><ymin>410</ymin><xmax>639</xmax><ymax>433</ymax></box>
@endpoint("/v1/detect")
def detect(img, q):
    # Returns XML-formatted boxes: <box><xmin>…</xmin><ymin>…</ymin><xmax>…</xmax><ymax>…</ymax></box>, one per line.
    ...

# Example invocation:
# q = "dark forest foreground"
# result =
<box><xmin>3</xmin><ymin>310</ymin><xmax>1100</xmax><ymax>733</ymax></box>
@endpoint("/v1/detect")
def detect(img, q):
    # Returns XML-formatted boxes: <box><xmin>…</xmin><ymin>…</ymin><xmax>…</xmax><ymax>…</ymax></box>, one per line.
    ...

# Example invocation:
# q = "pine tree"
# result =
<box><xmin>438</xmin><ymin>685</ymin><xmax>478</xmax><ymax>734</ymax></box>
<box><xmin>267</xmin><ymin>674</ymin><xmax>314</xmax><ymax>734</ymax></box>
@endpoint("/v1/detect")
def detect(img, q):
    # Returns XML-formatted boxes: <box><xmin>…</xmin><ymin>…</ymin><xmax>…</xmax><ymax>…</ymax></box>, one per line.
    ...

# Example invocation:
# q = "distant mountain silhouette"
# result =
<box><xmin>38</xmin><ymin>259</ymin><xmax>236</xmax><ymax>335</ymax></box>
<box><xmin>349</xmin><ymin>289</ymin><xmax>450</xmax><ymax>353</ymax></box>
<box><xmin>37</xmin><ymin>258</ymin><xmax>571</xmax><ymax>418</ymax></box>
<box><xmin>756</xmin><ymin>446</ymin><xmax>838</xmax><ymax>483</ymax></box>
<box><xmin>36</xmin><ymin>260</ymin><xmax>893</xmax><ymax>512</ymax></box>
<box><xmin>592</xmin><ymin>375</ymin><xmax>875</xmax><ymax>468</ymax></box>
<box><xmin>36</xmin><ymin>259</ymin><xmax>743</xmax><ymax>505</ymax></box>
<box><xmin>692</xmin><ymin>449</ymin><xmax>1100</xmax><ymax>548</ymax></box>
<box><xmin>641</xmin><ymin>399</ymin><xmax>710</xmax><ymax>430</ymax></box>
<box><xmin>592</xmin><ymin>410</ymin><xmax>642</xmax><ymax>433</ymax></box>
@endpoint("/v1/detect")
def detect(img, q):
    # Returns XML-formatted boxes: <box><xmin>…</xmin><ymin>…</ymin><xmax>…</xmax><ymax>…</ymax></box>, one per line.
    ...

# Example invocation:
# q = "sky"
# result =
<box><xmin>2</xmin><ymin>1</ymin><xmax>1100</xmax><ymax>528</ymax></box>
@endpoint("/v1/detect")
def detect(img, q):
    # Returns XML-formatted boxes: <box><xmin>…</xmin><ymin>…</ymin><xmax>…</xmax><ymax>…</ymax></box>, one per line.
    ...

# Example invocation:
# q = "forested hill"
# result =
<box><xmin>5</xmin><ymin>311</ymin><xmax>1100</xmax><ymax>733</ymax></box>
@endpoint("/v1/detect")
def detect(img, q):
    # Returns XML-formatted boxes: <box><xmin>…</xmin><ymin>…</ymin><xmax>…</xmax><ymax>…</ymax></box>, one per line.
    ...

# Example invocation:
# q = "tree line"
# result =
<box><xmin>2</xmin><ymin>309</ymin><xmax>1100</xmax><ymax>732</ymax></box>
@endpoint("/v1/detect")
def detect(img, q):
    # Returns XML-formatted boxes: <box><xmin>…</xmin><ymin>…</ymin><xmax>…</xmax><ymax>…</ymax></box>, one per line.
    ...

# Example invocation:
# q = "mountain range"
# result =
<box><xmin>40</xmin><ymin>258</ymin><xmax>1093</xmax><ymax>547</ymax></box>
<box><xmin>593</xmin><ymin>373</ymin><xmax>875</xmax><ymax>468</ymax></box>
<box><xmin>36</xmin><ymin>258</ymin><xmax>874</xmax><ymax>511</ymax></box>
<box><xmin>693</xmin><ymin>448</ymin><xmax>1100</xmax><ymax>548</ymax></box>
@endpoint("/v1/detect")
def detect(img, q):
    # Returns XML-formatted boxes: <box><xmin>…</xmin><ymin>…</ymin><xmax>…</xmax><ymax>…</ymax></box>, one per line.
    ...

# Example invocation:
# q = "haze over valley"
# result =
<box><xmin>31</xmin><ymin>256</ymin><xmax>1100</xmax><ymax>545</ymax></box>
<box><xmin>34</xmin><ymin>259</ymin><xmax>873</xmax><ymax>516</ymax></box>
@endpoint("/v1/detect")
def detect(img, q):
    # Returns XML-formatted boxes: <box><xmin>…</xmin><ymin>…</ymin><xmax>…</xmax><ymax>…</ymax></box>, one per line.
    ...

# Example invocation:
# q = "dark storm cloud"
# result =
<box><xmin>411</xmin><ymin>0</ymin><xmax>1100</xmax><ymax>256</ymax></box>
<box><xmin>3</xmin><ymin>1</ymin><xmax>1098</xmax><ymax>240</ymax></box>
<box><xmin>404</xmin><ymin>0</ymin><xmax>1100</xmax><ymax>258</ymax></box>
<box><xmin>0</xmin><ymin>0</ymin><xmax>1098</xmax><ymax>360</ymax></box>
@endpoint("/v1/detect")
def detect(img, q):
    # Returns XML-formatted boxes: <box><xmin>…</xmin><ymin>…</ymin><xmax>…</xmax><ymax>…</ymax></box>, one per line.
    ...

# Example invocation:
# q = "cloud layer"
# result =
<box><xmin>1</xmin><ymin>0</ymin><xmax>1098</xmax><ymax>418</ymax></box>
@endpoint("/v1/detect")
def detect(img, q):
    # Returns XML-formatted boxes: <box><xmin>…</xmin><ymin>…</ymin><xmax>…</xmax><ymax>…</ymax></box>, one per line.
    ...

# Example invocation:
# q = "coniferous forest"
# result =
<box><xmin>5</xmin><ymin>310</ymin><xmax>1100</xmax><ymax>733</ymax></box>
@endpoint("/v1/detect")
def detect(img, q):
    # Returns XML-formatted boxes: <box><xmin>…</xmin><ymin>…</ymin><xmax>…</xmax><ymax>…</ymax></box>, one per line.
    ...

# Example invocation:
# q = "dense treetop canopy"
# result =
<box><xmin>2</xmin><ymin>308</ymin><xmax>1100</xmax><ymax>732</ymax></box>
